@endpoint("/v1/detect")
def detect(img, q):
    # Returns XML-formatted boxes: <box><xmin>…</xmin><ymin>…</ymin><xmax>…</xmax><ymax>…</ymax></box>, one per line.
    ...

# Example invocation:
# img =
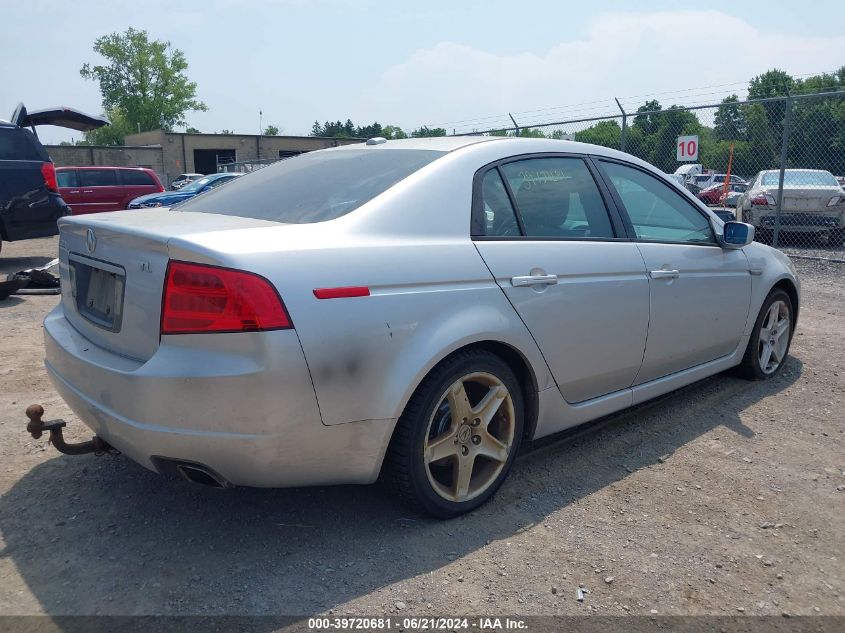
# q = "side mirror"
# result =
<box><xmin>200</xmin><ymin>185</ymin><xmax>212</xmax><ymax>193</ymax></box>
<box><xmin>721</xmin><ymin>221</ymin><xmax>755</xmax><ymax>249</ymax></box>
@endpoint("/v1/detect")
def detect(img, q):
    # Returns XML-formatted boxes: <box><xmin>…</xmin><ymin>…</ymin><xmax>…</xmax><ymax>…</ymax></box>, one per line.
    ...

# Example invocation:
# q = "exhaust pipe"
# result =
<box><xmin>176</xmin><ymin>463</ymin><xmax>229</xmax><ymax>489</ymax></box>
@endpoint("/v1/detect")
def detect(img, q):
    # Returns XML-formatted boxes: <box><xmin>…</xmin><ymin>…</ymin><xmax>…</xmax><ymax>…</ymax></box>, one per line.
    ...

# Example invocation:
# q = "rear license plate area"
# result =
<box><xmin>68</xmin><ymin>253</ymin><xmax>126</xmax><ymax>332</ymax></box>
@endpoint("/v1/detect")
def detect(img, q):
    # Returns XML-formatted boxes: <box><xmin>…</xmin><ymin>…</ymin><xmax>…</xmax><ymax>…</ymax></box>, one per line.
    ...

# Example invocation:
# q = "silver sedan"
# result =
<box><xmin>44</xmin><ymin>137</ymin><xmax>799</xmax><ymax>517</ymax></box>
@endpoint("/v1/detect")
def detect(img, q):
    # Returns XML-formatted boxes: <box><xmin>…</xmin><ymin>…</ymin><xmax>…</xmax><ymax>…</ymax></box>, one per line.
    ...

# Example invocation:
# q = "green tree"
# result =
<box><xmin>381</xmin><ymin>125</ymin><xmax>407</xmax><ymax>139</ymax></box>
<box><xmin>748</xmin><ymin>69</ymin><xmax>796</xmax><ymax>100</ymax></box>
<box><xmin>632</xmin><ymin>100</ymin><xmax>662</xmax><ymax>135</ymax></box>
<box><xmin>713</xmin><ymin>95</ymin><xmax>746</xmax><ymax>141</ymax></box>
<box><xmin>219</xmin><ymin>129</ymin><xmax>234</xmax><ymax>135</ymax></box>
<box><xmin>515</xmin><ymin>127</ymin><xmax>547</xmax><ymax>138</ymax></box>
<box><xmin>575</xmin><ymin>120</ymin><xmax>621</xmax><ymax>149</ymax></box>
<box><xmin>410</xmin><ymin>126</ymin><xmax>447</xmax><ymax>137</ymax></box>
<box><xmin>185</xmin><ymin>126</ymin><xmax>200</xmax><ymax>134</ymax></box>
<box><xmin>83</xmin><ymin>107</ymin><xmax>133</xmax><ymax>145</ymax></box>
<box><xmin>263</xmin><ymin>125</ymin><xmax>280</xmax><ymax>136</ymax></box>
<box><xmin>80</xmin><ymin>27</ymin><xmax>207</xmax><ymax>142</ymax></box>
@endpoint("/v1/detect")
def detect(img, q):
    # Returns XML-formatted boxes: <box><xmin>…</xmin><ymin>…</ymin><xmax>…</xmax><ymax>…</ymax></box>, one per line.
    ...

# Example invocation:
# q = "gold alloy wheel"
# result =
<box><xmin>423</xmin><ymin>372</ymin><xmax>516</xmax><ymax>502</ymax></box>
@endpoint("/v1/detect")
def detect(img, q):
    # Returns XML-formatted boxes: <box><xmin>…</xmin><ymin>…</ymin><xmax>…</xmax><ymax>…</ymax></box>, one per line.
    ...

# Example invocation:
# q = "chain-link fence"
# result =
<box><xmin>466</xmin><ymin>91</ymin><xmax>845</xmax><ymax>261</ymax></box>
<box><xmin>217</xmin><ymin>157</ymin><xmax>280</xmax><ymax>174</ymax></box>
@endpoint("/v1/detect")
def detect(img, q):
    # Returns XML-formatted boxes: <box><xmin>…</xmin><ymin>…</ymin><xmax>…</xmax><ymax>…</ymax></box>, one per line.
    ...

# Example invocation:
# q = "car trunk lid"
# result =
<box><xmin>57</xmin><ymin>210</ymin><xmax>282</xmax><ymax>361</ymax></box>
<box><xmin>11</xmin><ymin>103</ymin><xmax>109</xmax><ymax>131</ymax></box>
<box><xmin>763</xmin><ymin>185</ymin><xmax>842</xmax><ymax>212</ymax></box>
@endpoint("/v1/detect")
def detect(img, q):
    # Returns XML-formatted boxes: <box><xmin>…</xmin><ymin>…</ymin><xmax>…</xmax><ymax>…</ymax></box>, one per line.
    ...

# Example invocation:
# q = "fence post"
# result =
<box><xmin>615</xmin><ymin>98</ymin><xmax>627</xmax><ymax>152</ymax></box>
<box><xmin>508</xmin><ymin>113</ymin><xmax>520</xmax><ymax>137</ymax></box>
<box><xmin>773</xmin><ymin>94</ymin><xmax>793</xmax><ymax>248</ymax></box>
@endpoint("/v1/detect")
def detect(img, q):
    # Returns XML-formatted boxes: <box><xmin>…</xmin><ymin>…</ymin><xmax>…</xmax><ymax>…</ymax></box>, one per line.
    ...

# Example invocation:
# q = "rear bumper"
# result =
<box><xmin>747</xmin><ymin>208</ymin><xmax>845</xmax><ymax>232</ymax></box>
<box><xmin>43</xmin><ymin>305</ymin><xmax>394</xmax><ymax>487</ymax></box>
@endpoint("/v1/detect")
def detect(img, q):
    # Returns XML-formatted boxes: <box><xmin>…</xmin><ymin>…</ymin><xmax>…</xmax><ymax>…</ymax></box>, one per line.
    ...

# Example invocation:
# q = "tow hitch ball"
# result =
<box><xmin>25</xmin><ymin>404</ymin><xmax>116</xmax><ymax>456</ymax></box>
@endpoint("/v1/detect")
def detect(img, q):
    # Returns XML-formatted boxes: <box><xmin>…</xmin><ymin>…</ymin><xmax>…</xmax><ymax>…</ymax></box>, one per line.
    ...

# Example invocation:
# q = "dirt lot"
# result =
<box><xmin>0</xmin><ymin>236</ymin><xmax>843</xmax><ymax>621</ymax></box>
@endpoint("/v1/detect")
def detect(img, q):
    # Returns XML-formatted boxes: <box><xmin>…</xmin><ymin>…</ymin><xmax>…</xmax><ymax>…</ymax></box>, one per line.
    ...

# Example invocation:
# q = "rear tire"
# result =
<box><xmin>382</xmin><ymin>349</ymin><xmax>524</xmax><ymax>518</ymax></box>
<box><xmin>734</xmin><ymin>289</ymin><xmax>794</xmax><ymax>380</ymax></box>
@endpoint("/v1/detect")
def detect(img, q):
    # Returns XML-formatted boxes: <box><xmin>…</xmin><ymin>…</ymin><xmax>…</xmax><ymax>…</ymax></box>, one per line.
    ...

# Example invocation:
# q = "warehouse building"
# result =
<box><xmin>47</xmin><ymin>130</ymin><xmax>362</xmax><ymax>188</ymax></box>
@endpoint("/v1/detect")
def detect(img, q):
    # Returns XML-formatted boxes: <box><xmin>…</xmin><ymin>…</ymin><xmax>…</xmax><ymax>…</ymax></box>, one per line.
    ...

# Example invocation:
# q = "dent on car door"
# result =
<box><xmin>597</xmin><ymin>160</ymin><xmax>751</xmax><ymax>384</ymax></box>
<box><xmin>472</xmin><ymin>155</ymin><xmax>650</xmax><ymax>404</ymax></box>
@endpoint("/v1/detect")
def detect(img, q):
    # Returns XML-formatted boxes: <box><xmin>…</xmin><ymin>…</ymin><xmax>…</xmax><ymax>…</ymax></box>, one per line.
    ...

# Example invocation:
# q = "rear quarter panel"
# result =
<box><xmin>167</xmin><ymin>146</ymin><xmax>556</xmax><ymax>426</ymax></box>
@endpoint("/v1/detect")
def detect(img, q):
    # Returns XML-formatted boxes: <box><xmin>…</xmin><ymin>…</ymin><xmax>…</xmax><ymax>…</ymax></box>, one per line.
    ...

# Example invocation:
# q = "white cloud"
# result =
<box><xmin>356</xmin><ymin>10</ymin><xmax>845</xmax><ymax>133</ymax></box>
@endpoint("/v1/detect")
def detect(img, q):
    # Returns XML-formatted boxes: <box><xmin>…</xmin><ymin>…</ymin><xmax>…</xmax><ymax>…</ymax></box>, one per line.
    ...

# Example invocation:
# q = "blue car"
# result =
<box><xmin>128</xmin><ymin>172</ymin><xmax>242</xmax><ymax>208</ymax></box>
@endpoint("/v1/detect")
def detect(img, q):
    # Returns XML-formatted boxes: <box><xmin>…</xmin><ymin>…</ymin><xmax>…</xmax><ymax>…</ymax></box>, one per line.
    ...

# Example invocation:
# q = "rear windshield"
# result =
<box><xmin>761</xmin><ymin>171</ymin><xmax>838</xmax><ymax>187</ymax></box>
<box><xmin>176</xmin><ymin>148</ymin><xmax>445</xmax><ymax>223</ymax></box>
<box><xmin>0</xmin><ymin>127</ymin><xmax>47</xmax><ymax>161</ymax></box>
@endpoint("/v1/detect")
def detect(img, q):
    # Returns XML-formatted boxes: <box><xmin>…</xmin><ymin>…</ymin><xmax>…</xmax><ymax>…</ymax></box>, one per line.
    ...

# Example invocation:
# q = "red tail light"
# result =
<box><xmin>161</xmin><ymin>261</ymin><xmax>291</xmax><ymax>334</ymax></box>
<box><xmin>751</xmin><ymin>193</ymin><xmax>776</xmax><ymax>206</ymax></box>
<box><xmin>41</xmin><ymin>162</ymin><xmax>58</xmax><ymax>192</ymax></box>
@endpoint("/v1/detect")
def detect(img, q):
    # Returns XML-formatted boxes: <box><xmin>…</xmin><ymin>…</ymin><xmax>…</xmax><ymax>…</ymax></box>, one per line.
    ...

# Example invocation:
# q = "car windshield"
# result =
<box><xmin>180</xmin><ymin>176</ymin><xmax>219</xmax><ymax>193</ymax></box>
<box><xmin>761</xmin><ymin>171</ymin><xmax>838</xmax><ymax>187</ymax></box>
<box><xmin>177</xmin><ymin>149</ymin><xmax>446</xmax><ymax>223</ymax></box>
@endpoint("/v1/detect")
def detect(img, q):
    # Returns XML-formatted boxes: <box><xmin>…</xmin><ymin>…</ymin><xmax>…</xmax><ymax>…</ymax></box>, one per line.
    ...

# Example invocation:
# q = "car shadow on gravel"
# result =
<box><xmin>0</xmin><ymin>358</ymin><xmax>801</xmax><ymax>622</ymax></box>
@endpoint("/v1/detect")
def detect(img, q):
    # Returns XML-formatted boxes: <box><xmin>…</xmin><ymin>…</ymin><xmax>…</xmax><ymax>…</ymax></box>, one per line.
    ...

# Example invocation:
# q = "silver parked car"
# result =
<box><xmin>170</xmin><ymin>172</ymin><xmax>204</xmax><ymax>190</ymax></box>
<box><xmin>737</xmin><ymin>169</ymin><xmax>845</xmax><ymax>246</ymax></box>
<box><xmin>43</xmin><ymin>137</ymin><xmax>799</xmax><ymax>517</ymax></box>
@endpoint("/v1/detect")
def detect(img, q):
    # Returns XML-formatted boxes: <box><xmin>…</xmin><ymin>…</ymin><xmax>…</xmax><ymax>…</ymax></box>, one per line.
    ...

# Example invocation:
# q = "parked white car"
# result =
<box><xmin>41</xmin><ymin>137</ymin><xmax>800</xmax><ymax>517</ymax></box>
<box><xmin>737</xmin><ymin>169</ymin><xmax>845</xmax><ymax>246</ymax></box>
<box><xmin>170</xmin><ymin>172</ymin><xmax>204</xmax><ymax>190</ymax></box>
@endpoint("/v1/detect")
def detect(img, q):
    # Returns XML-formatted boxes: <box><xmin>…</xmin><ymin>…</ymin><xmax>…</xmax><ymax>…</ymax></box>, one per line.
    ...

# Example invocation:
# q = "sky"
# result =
<box><xmin>1</xmin><ymin>0</ymin><xmax>844</xmax><ymax>144</ymax></box>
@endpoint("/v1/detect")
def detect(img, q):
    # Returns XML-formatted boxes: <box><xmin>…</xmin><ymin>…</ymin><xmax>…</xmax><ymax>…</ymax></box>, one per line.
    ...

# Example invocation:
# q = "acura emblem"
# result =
<box><xmin>86</xmin><ymin>228</ymin><xmax>97</xmax><ymax>253</ymax></box>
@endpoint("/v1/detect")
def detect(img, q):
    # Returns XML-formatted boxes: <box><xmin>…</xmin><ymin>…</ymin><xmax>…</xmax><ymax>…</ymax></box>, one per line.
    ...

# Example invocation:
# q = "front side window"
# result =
<box><xmin>78</xmin><ymin>169</ymin><xmax>118</xmax><ymax>187</ymax></box>
<box><xmin>499</xmin><ymin>157</ymin><xmax>615</xmax><ymax>239</ymax></box>
<box><xmin>601</xmin><ymin>161</ymin><xmax>715</xmax><ymax>244</ymax></box>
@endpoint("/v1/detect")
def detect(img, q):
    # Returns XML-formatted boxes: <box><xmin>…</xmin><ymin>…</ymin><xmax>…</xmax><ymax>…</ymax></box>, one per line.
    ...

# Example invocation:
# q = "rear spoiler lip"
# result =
<box><xmin>11</xmin><ymin>102</ymin><xmax>109</xmax><ymax>132</ymax></box>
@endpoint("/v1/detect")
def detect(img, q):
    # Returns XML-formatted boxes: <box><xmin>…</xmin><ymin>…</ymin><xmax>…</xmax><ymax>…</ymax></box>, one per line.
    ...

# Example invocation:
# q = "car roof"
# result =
<box><xmin>330</xmin><ymin>135</ymin><xmax>655</xmax><ymax>162</ymax></box>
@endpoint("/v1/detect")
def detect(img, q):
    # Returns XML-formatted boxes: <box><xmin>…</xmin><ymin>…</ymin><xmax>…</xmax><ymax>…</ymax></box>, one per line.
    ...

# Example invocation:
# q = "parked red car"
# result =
<box><xmin>56</xmin><ymin>167</ymin><xmax>164</xmax><ymax>215</ymax></box>
<box><xmin>697</xmin><ymin>182</ymin><xmax>746</xmax><ymax>206</ymax></box>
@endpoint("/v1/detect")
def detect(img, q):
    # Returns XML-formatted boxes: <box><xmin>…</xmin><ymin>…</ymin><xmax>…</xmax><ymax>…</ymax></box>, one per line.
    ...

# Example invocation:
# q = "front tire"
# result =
<box><xmin>734</xmin><ymin>289</ymin><xmax>794</xmax><ymax>380</ymax></box>
<box><xmin>382</xmin><ymin>349</ymin><xmax>524</xmax><ymax>518</ymax></box>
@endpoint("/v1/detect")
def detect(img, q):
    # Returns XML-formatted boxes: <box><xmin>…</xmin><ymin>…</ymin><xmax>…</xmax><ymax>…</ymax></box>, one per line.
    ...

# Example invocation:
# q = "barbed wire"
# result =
<box><xmin>427</xmin><ymin>69</ymin><xmax>841</xmax><ymax>134</ymax></box>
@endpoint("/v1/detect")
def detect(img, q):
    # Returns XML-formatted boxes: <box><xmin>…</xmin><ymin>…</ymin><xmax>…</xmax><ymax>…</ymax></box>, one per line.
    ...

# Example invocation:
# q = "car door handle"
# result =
<box><xmin>511</xmin><ymin>274</ymin><xmax>558</xmax><ymax>287</ymax></box>
<box><xmin>82</xmin><ymin>189</ymin><xmax>94</xmax><ymax>193</ymax></box>
<box><xmin>650</xmin><ymin>269</ymin><xmax>680</xmax><ymax>279</ymax></box>
<box><xmin>68</xmin><ymin>190</ymin><xmax>80</xmax><ymax>194</ymax></box>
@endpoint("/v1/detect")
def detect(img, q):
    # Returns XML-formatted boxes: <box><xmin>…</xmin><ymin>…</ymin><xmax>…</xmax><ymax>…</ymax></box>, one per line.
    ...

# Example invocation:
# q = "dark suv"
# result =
<box><xmin>0</xmin><ymin>103</ymin><xmax>107</xmax><ymax>253</ymax></box>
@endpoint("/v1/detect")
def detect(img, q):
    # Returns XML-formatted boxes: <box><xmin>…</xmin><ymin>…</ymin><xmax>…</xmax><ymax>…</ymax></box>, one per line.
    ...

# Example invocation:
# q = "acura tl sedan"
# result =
<box><xmin>44</xmin><ymin>137</ymin><xmax>799</xmax><ymax>517</ymax></box>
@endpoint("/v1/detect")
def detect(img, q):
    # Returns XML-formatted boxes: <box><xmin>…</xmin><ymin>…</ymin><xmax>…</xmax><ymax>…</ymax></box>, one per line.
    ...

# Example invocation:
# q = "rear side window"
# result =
<box><xmin>57</xmin><ymin>170</ymin><xmax>78</xmax><ymax>187</ymax></box>
<box><xmin>478</xmin><ymin>170</ymin><xmax>521</xmax><ymax>237</ymax></box>
<box><xmin>499</xmin><ymin>157</ymin><xmax>615</xmax><ymax>239</ymax></box>
<box><xmin>176</xmin><ymin>149</ymin><xmax>445</xmax><ymax>223</ymax></box>
<box><xmin>78</xmin><ymin>169</ymin><xmax>118</xmax><ymax>187</ymax></box>
<box><xmin>121</xmin><ymin>169</ymin><xmax>155</xmax><ymax>185</ymax></box>
<box><xmin>0</xmin><ymin>127</ymin><xmax>47</xmax><ymax>161</ymax></box>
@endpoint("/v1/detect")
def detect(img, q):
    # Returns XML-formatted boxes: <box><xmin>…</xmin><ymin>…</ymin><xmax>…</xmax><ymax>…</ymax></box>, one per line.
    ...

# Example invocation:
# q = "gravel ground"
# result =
<box><xmin>0</xmin><ymin>236</ymin><xmax>843</xmax><ymax>621</ymax></box>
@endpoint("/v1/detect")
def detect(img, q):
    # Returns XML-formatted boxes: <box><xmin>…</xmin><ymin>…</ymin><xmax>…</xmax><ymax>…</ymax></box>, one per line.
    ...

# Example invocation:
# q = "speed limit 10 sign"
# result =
<box><xmin>676</xmin><ymin>135</ymin><xmax>699</xmax><ymax>161</ymax></box>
